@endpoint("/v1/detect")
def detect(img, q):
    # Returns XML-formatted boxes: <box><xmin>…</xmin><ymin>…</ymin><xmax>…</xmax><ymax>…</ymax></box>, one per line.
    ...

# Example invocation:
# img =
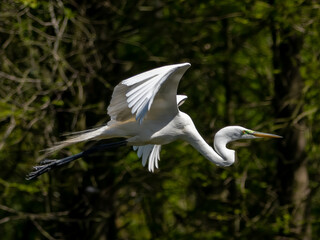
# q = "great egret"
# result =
<box><xmin>27</xmin><ymin>63</ymin><xmax>281</xmax><ymax>180</ymax></box>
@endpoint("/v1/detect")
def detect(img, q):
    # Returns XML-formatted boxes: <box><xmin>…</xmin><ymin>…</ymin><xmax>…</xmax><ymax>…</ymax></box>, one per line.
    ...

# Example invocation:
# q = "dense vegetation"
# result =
<box><xmin>1</xmin><ymin>0</ymin><xmax>320</xmax><ymax>239</ymax></box>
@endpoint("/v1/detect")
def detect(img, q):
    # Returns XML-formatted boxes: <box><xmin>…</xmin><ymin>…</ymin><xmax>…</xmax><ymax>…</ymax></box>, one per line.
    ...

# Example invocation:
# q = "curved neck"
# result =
<box><xmin>183</xmin><ymin>125</ymin><xmax>235</xmax><ymax>167</ymax></box>
<box><xmin>214</xmin><ymin>134</ymin><xmax>235</xmax><ymax>166</ymax></box>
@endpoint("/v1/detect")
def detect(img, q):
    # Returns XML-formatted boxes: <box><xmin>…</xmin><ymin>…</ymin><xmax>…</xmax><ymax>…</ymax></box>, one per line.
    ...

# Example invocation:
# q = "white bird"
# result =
<box><xmin>27</xmin><ymin>63</ymin><xmax>282</xmax><ymax>180</ymax></box>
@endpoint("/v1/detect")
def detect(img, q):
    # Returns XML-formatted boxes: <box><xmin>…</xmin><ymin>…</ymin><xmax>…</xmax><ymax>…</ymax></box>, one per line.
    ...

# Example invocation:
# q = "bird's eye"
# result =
<box><xmin>242</xmin><ymin>130</ymin><xmax>254</xmax><ymax>136</ymax></box>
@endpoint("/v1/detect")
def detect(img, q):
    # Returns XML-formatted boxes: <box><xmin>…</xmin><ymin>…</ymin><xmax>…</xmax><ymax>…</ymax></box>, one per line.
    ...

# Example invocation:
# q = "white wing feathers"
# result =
<box><xmin>107</xmin><ymin>63</ymin><xmax>191</xmax><ymax>124</ymax></box>
<box><xmin>133</xmin><ymin>94</ymin><xmax>187</xmax><ymax>172</ymax></box>
<box><xmin>133</xmin><ymin>145</ymin><xmax>162</xmax><ymax>172</ymax></box>
<box><xmin>177</xmin><ymin>95</ymin><xmax>187</xmax><ymax>107</ymax></box>
<box><xmin>108</xmin><ymin>63</ymin><xmax>190</xmax><ymax>172</ymax></box>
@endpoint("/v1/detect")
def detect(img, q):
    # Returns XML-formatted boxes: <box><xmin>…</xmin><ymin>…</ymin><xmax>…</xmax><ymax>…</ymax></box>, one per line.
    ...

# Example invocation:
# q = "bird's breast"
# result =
<box><xmin>147</xmin><ymin>115</ymin><xmax>187</xmax><ymax>145</ymax></box>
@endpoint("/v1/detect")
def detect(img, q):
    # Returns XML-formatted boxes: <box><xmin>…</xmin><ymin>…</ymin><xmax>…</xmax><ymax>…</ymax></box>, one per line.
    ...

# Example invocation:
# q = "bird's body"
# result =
<box><xmin>104</xmin><ymin>111</ymin><xmax>192</xmax><ymax>145</ymax></box>
<box><xmin>27</xmin><ymin>63</ymin><xmax>281</xmax><ymax>180</ymax></box>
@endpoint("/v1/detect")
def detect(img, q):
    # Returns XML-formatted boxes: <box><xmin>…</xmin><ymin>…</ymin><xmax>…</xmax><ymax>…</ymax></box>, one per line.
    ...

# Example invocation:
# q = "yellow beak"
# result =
<box><xmin>253</xmin><ymin>131</ymin><xmax>283</xmax><ymax>139</ymax></box>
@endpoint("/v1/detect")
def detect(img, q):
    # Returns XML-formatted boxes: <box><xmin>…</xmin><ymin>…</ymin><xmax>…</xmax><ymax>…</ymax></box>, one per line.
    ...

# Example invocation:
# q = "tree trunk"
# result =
<box><xmin>271</xmin><ymin>24</ymin><xmax>311</xmax><ymax>239</ymax></box>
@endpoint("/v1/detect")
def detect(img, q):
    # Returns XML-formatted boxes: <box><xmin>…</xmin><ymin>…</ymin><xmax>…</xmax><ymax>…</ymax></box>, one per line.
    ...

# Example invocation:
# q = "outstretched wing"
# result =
<box><xmin>107</xmin><ymin>63</ymin><xmax>191</xmax><ymax>124</ymax></box>
<box><xmin>133</xmin><ymin>145</ymin><xmax>162</xmax><ymax>172</ymax></box>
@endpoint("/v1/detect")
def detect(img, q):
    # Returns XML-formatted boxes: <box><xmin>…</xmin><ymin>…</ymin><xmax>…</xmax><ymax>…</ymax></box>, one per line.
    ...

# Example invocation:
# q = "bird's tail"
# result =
<box><xmin>45</xmin><ymin>126</ymin><xmax>108</xmax><ymax>154</ymax></box>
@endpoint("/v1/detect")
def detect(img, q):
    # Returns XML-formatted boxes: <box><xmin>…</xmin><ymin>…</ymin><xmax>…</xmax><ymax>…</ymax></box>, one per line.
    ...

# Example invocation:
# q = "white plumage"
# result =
<box><xmin>28</xmin><ymin>63</ymin><xmax>282</xmax><ymax>180</ymax></box>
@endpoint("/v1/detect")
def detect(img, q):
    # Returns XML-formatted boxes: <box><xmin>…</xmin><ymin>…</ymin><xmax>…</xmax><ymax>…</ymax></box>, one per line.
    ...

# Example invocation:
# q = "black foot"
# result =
<box><xmin>26</xmin><ymin>140</ymin><xmax>128</xmax><ymax>180</ymax></box>
<box><xmin>39</xmin><ymin>159</ymin><xmax>57</xmax><ymax>165</ymax></box>
<box><xmin>26</xmin><ymin>159</ymin><xmax>58</xmax><ymax>180</ymax></box>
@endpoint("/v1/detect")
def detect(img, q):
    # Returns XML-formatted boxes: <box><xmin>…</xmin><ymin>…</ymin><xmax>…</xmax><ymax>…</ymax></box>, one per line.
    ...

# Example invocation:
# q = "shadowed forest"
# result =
<box><xmin>1</xmin><ymin>0</ymin><xmax>320</xmax><ymax>239</ymax></box>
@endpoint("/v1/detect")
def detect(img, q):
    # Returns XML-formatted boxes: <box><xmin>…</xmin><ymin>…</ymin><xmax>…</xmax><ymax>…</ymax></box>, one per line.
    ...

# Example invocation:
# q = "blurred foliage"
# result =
<box><xmin>0</xmin><ymin>0</ymin><xmax>320</xmax><ymax>239</ymax></box>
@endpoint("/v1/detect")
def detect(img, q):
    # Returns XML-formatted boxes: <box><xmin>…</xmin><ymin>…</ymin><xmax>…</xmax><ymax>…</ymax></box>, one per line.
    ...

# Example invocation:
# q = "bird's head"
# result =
<box><xmin>215</xmin><ymin>126</ymin><xmax>282</xmax><ymax>143</ymax></box>
<box><xmin>213</xmin><ymin>126</ymin><xmax>282</xmax><ymax>167</ymax></box>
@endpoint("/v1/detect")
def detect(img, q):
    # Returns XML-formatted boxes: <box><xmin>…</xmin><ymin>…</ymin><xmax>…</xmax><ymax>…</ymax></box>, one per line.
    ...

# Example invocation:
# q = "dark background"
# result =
<box><xmin>0</xmin><ymin>0</ymin><xmax>320</xmax><ymax>239</ymax></box>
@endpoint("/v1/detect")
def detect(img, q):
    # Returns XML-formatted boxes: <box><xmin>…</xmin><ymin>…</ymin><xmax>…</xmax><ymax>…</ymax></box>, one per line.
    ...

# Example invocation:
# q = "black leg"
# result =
<box><xmin>26</xmin><ymin>140</ymin><xmax>127</xmax><ymax>180</ymax></box>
